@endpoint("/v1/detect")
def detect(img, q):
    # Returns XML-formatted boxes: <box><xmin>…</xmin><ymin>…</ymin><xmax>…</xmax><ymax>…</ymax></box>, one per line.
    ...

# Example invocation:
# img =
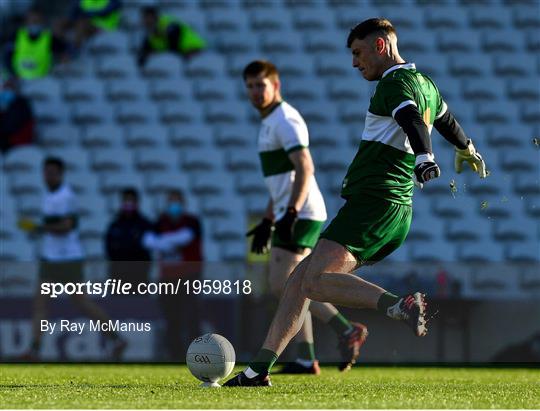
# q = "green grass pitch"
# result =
<box><xmin>1</xmin><ymin>364</ymin><xmax>538</xmax><ymax>409</ymax></box>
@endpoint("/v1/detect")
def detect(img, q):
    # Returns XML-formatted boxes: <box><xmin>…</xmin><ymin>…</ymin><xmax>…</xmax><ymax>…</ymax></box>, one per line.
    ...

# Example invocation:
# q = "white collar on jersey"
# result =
<box><xmin>382</xmin><ymin>62</ymin><xmax>416</xmax><ymax>79</ymax></box>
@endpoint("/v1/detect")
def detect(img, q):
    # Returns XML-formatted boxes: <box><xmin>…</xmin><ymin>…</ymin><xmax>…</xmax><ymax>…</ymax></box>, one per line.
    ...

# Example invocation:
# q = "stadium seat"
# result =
<box><xmin>0</xmin><ymin>213</ymin><xmax>18</xmax><ymax>240</ymax></box>
<box><xmin>92</xmin><ymin>149</ymin><xmax>134</xmax><ymax>171</ymax></box>
<box><xmin>494</xmin><ymin>53</ymin><xmax>538</xmax><ymax>76</ymax></box>
<box><xmin>181</xmin><ymin>148</ymin><xmax>225</xmax><ymax>171</ymax></box>
<box><xmin>235</xmin><ymin>173</ymin><xmax>267</xmax><ymax>195</ymax></box>
<box><xmin>507</xmin><ymin>241</ymin><xmax>540</xmax><ymax>262</ymax></box>
<box><xmin>408</xmin><ymin>213</ymin><xmax>446</xmax><ymax>241</ymax></box>
<box><xmin>494</xmin><ymin>215</ymin><xmax>536</xmax><ymax>241</ymax></box>
<box><xmin>249</xmin><ymin>9</ymin><xmax>291</xmax><ymax>31</ymax></box>
<box><xmin>314</xmin><ymin>52</ymin><xmax>352</xmax><ymax>77</ymax></box>
<box><xmin>471</xmin><ymin>268</ymin><xmax>513</xmax><ymax>292</ymax></box>
<box><xmin>17</xmin><ymin>193</ymin><xmax>42</xmax><ymax>217</ymax></box>
<box><xmin>291</xmin><ymin>8</ymin><xmax>333</xmax><ymax>31</ymax></box>
<box><xmin>125</xmin><ymin>124</ymin><xmax>168</xmax><ymax>147</ymax></box>
<box><xmin>515</xmin><ymin>173</ymin><xmax>540</xmax><ymax>196</ymax></box>
<box><xmin>304</xmin><ymin>30</ymin><xmax>342</xmax><ymax>53</ymax></box>
<box><xmin>184</xmin><ymin>53</ymin><xmax>227</xmax><ymax>78</ymax></box>
<box><xmin>410</xmin><ymin>237</ymin><xmax>457</xmax><ymax>262</ymax></box>
<box><xmin>81</xmin><ymin>238</ymin><xmax>105</xmax><ymax>259</ymax></box>
<box><xmin>21</xmin><ymin>78</ymin><xmax>61</xmax><ymax>101</ymax></box>
<box><xmin>88</xmin><ymin>31</ymin><xmax>130</xmax><ymax>55</ymax></box>
<box><xmin>476</xmin><ymin>101</ymin><xmax>519</xmax><ymax>124</ymax></box>
<box><xmin>446</xmin><ymin>217</ymin><xmax>492</xmax><ymax>241</ymax></box>
<box><xmin>338</xmin><ymin>101</ymin><xmax>370</xmax><ymax>124</ymax></box>
<box><xmin>145</xmin><ymin>171</ymin><xmax>190</xmax><ymax>194</ymax></box>
<box><xmin>459</xmin><ymin>239</ymin><xmax>506</xmax><ymax>262</ymax></box>
<box><xmin>39</xmin><ymin>125</ymin><xmax>80</xmax><ymax>147</ymax></box>
<box><xmin>317</xmin><ymin>147</ymin><xmax>355</xmax><ymax>172</ymax></box>
<box><xmin>115</xmin><ymin>102</ymin><xmax>159</xmax><ymax>124</ymax></box>
<box><xmin>46</xmin><ymin>147</ymin><xmax>91</xmax><ymax>172</ymax></box>
<box><xmin>283</xmin><ymin>78</ymin><xmax>326</xmax><ymax>101</ymax></box>
<box><xmin>271</xmin><ymin>54</ymin><xmax>314</xmax><ymax>78</ymax></box>
<box><xmin>201</xmin><ymin>194</ymin><xmax>245</xmax><ymax>218</ymax></box>
<box><xmin>414</xmin><ymin>51</ymin><xmax>446</xmax><ymax>77</ymax></box>
<box><xmin>63</xmin><ymin>79</ymin><xmax>105</xmax><ymax>102</ymax></box>
<box><xmin>169</xmin><ymin>124</ymin><xmax>213</xmax><ymax>147</ymax></box>
<box><xmin>76</xmin><ymin>190</ymin><xmax>108</xmax><ymax>217</ymax></box>
<box><xmin>394</xmin><ymin>28</ymin><xmax>435</xmax><ymax>54</ymax></box>
<box><xmin>310</xmin><ymin>124</ymin><xmax>350</xmax><ymax>148</ymax></box>
<box><xmin>160</xmin><ymin>101</ymin><xmax>204</xmax><ymax>124</ymax></box>
<box><xmin>384</xmin><ymin>242</ymin><xmax>412</xmax><ymax>263</ymax></box>
<box><xmin>207</xmin><ymin>9</ymin><xmax>249</xmax><ymax>31</ymax></box>
<box><xmin>9</xmin><ymin>170</ymin><xmax>43</xmax><ymax>195</ymax></box>
<box><xmin>468</xmin><ymin>6</ymin><xmax>508</xmax><ymax>28</ymax></box>
<box><xmin>33</xmin><ymin>100</ymin><xmax>70</xmax><ymax>125</ymax></box>
<box><xmin>203</xmin><ymin>237</ymin><xmax>221</xmax><ymax>262</ymax></box>
<box><xmin>512</xmin><ymin>5</ymin><xmax>540</xmax><ymax>28</ymax></box>
<box><xmin>134</xmin><ymin>148</ymin><xmax>178</xmax><ymax>171</ymax></box>
<box><xmin>72</xmin><ymin>101</ymin><xmax>114</xmax><ymax>125</ymax></box>
<box><xmin>211</xmin><ymin>213</ymin><xmax>246</xmax><ymax>240</ymax></box>
<box><xmin>259</xmin><ymin>30</ymin><xmax>303</xmax><ymax>54</ymax></box>
<box><xmin>220</xmin><ymin>239</ymin><xmax>246</xmax><ymax>261</ymax></box>
<box><xmin>194</xmin><ymin>77</ymin><xmax>237</xmax><ymax>101</ymax></box>
<box><xmin>424</xmin><ymin>7</ymin><xmax>468</xmax><ymax>29</ymax></box>
<box><xmin>214</xmin><ymin>28</ymin><xmax>257</xmax><ymax>54</ymax></box>
<box><xmin>437</xmin><ymin>30</ymin><xmax>480</xmax><ymax>53</ymax></box>
<box><xmin>54</xmin><ymin>58</ymin><xmax>94</xmax><ymax>79</ymax></box>
<box><xmin>0</xmin><ymin>237</ymin><xmax>36</xmax><ymax>261</ymax></box>
<box><xmin>95</xmin><ymin>54</ymin><xmax>139</xmax><ymax>78</ymax></box>
<box><xmin>78</xmin><ymin>215</ymin><xmax>106</xmax><ymax>240</ymax></box>
<box><xmin>214</xmin><ymin>124</ymin><xmax>256</xmax><ymax>147</ymax></box>
<box><xmin>334</xmin><ymin>7</ymin><xmax>378</xmax><ymax>30</ymax></box>
<box><xmin>522</xmin><ymin>103</ymin><xmax>540</xmax><ymax>124</ymax></box>
<box><xmin>106</xmin><ymin>78</ymin><xmax>148</xmax><ymax>101</ymax></box>
<box><xmin>486</xmin><ymin>124</ymin><xmax>530</xmax><ymax>147</ymax></box>
<box><xmin>3</xmin><ymin>146</ymin><xmax>44</xmax><ymax>172</ymax></box>
<box><xmin>189</xmin><ymin>170</ymin><xmax>234</xmax><ymax>195</ymax></box>
<box><xmin>149</xmin><ymin>78</ymin><xmax>192</xmax><ymax>101</ymax></box>
<box><xmin>244</xmin><ymin>192</ymin><xmax>268</xmax><ymax>214</ymax></box>
<box><xmin>82</xmin><ymin>124</ymin><xmax>124</xmax><ymax>148</ymax></box>
<box><xmin>226</xmin><ymin>148</ymin><xmax>260</xmax><ymax>171</ymax></box>
<box><xmin>461</xmin><ymin>77</ymin><xmax>506</xmax><ymax>101</ymax></box>
<box><xmin>205</xmin><ymin>100</ymin><xmax>247</xmax><ymax>124</ymax></box>
<box><xmin>500</xmin><ymin>147</ymin><xmax>539</xmax><ymax>171</ymax></box>
<box><xmin>448</xmin><ymin>53</ymin><xmax>492</xmax><ymax>77</ymax></box>
<box><xmin>295</xmin><ymin>101</ymin><xmax>337</xmax><ymax>124</ymax></box>
<box><xmin>141</xmin><ymin>53</ymin><xmax>183</xmax><ymax>78</ymax></box>
<box><xmin>519</xmin><ymin>267</ymin><xmax>540</xmax><ymax>291</ymax></box>
<box><xmin>507</xmin><ymin>78</ymin><xmax>540</xmax><ymax>100</ymax></box>
<box><xmin>482</xmin><ymin>30</ymin><xmax>520</xmax><ymax>53</ymax></box>
<box><xmin>101</xmin><ymin>171</ymin><xmax>144</xmax><ymax>194</ymax></box>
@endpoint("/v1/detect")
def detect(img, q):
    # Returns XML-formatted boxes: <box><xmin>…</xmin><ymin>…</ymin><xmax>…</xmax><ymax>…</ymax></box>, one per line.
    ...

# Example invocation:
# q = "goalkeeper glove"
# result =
<box><xmin>455</xmin><ymin>139</ymin><xmax>487</xmax><ymax>178</ymax></box>
<box><xmin>413</xmin><ymin>153</ymin><xmax>441</xmax><ymax>189</ymax></box>
<box><xmin>246</xmin><ymin>218</ymin><xmax>273</xmax><ymax>254</ymax></box>
<box><xmin>274</xmin><ymin>207</ymin><xmax>298</xmax><ymax>244</ymax></box>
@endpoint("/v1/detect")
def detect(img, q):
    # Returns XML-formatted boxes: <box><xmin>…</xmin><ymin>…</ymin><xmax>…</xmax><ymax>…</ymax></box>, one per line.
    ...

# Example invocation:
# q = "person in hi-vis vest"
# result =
<box><xmin>71</xmin><ymin>0</ymin><xmax>122</xmax><ymax>46</ymax></box>
<box><xmin>137</xmin><ymin>6</ymin><xmax>206</xmax><ymax>68</ymax></box>
<box><xmin>4</xmin><ymin>9</ymin><xmax>69</xmax><ymax>80</ymax></box>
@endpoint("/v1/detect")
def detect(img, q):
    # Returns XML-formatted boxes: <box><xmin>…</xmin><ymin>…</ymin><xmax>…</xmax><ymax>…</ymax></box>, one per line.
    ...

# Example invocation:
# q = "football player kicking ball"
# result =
<box><xmin>225</xmin><ymin>19</ymin><xmax>487</xmax><ymax>386</ymax></box>
<box><xmin>242</xmin><ymin>60</ymin><xmax>369</xmax><ymax>374</ymax></box>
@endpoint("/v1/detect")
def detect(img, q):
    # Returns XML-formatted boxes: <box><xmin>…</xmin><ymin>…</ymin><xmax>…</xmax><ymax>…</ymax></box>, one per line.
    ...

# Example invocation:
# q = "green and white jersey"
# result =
<box><xmin>341</xmin><ymin>63</ymin><xmax>446</xmax><ymax>205</ymax></box>
<box><xmin>258</xmin><ymin>101</ymin><xmax>327</xmax><ymax>221</ymax></box>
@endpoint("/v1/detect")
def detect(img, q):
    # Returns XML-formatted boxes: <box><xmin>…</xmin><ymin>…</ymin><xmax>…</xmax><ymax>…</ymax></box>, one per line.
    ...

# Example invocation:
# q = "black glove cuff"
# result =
<box><xmin>262</xmin><ymin>218</ymin><xmax>274</xmax><ymax>227</ymax></box>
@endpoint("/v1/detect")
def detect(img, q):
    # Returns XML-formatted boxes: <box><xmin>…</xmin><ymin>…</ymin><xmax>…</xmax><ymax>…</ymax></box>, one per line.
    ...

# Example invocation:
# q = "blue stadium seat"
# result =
<box><xmin>125</xmin><ymin>124</ymin><xmax>168</xmax><ymax>148</ymax></box>
<box><xmin>181</xmin><ymin>148</ymin><xmax>225</xmax><ymax>171</ymax></box>
<box><xmin>39</xmin><ymin>125</ymin><xmax>81</xmax><ymax>148</ymax></box>
<box><xmin>482</xmin><ymin>29</ymin><xmax>521</xmax><ymax>53</ymax></box>
<box><xmin>134</xmin><ymin>148</ymin><xmax>178</xmax><ymax>171</ymax></box>
<box><xmin>82</xmin><ymin>124</ymin><xmax>124</xmax><ymax>148</ymax></box>
<box><xmin>101</xmin><ymin>171</ymin><xmax>144</xmax><ymax>194</ymax></box>
<box><xmin>95</xmin><ymin>54</ymin><xmax>139</xmax><ymax>78</ymax></box>
<box><xmin>194</xmin><ymin>77</ymin><xmax>237</xmax><ymax>101</ymax></box>
<box><xmin>106</xmin><ymin>78</ymin><xmax>148</xmax><ymax>101</ymax></box>
<box><xmin>9</xmin><ymin>171</ymin><xmax>43</xmax><ymax>195</ymax></box>
<box><xmin>72</xmin><ymin>101</ymin><xmax>114</xmax><ymax>125</ymax></box>
<box><xmin>142</xmin><ymin>53</ymin><xmax>183</xmax><ymax>78</ymax></box>
<box><xmin>88</xmin><ymin>31</ymin><xmax>130</xmax><ymax>55</ymax></box>
<box><xmin>46</xmin><ymin>147</ymin><xmax>91</xmax><ymax>172</ymax></box>
<box><xmin>145</xmin><ymin>171</ymin><xmax>190</xmax><ymax>194</ymax></box>
<box><xmin>205</xmin><ymin>100</ymin><xmax>247</xmax><ymax>124</ymax></box>
<box><xmin>226</xmin><ymin>147</ymin><xmax>260</xmax><ymax>171</ymax></box>
<box><xmin>21</xmin><ymin>78</ymin><xmax>61</xmax><ymax>101</ymax></box>
<box><xmin>3</xmin><ymin>146</ymin><xmax>44</xmax><ymax>172</ymax></box>
<box><xmin>189</xmin><ymin>170</ymin><xmax>234</xmax><ymax>195</ymax></box>
<box><xmin>64</xmin><ymin>79</ymin><xmax>105</xmax><ymax>102</ymax></box>
<box><xmin>149</xmin><ymin>78</ymin><xmax>192</xmax><ymax>101</ymax></box>
<box><xmin>438</xmin><ymin>30</ymin><xmax>481</xmax><ymax>53</ymax></box>
<box><xmin>304</xmin><ymin>30</ymin><xmax>342</xmax><ymax>53</ymax></box>
<box><xmin>115</xmin><ymin>101</ymin><xmax>159</xmax><ymax>125</ymax></box>
<box><xmin>184</xmin><ymin>53</ymin><xmax>227</xmax><ymax>78</ymax></box>
<box><xmin>235</xmin><ymin>173</ymin><xmax>267</xmax><ymax>195</ymax></box>
<box><xmin>169</xmin><ymin>124</ymin><xmax>213</xmax><ymax>147</ymax></box>
<box><xmin>214</xmin><ymin>124</ymin><xmax>257</xmax><ymax>147</ymax></box>
<box><xmin>92</xmin><ymin>148</ymin><xmax>134</xmax><ymax>171</ymax></box>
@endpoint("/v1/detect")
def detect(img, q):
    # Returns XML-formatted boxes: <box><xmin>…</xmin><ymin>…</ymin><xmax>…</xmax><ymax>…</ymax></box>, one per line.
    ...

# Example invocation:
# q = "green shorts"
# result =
<box><xmin>319</xmin><ymin>195</ymin><xmax>412</xmax><ymax>264</ymax></box>
<box><xmin>272</xmin><ymin>219</ymin><xmax>325</xmax><ymax>251</ymax></box>
<box><xmin>39</xmin><ymin>260</ymin><xmax>84</xmax><ymax>284</ymax></box>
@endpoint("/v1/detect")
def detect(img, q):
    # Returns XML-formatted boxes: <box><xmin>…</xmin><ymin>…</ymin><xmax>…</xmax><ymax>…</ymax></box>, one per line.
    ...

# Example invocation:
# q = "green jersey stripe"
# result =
<box><xmin>259</xmin><ymin>148</ymin><xmax>294</xmax><ymax>177</ymax></box>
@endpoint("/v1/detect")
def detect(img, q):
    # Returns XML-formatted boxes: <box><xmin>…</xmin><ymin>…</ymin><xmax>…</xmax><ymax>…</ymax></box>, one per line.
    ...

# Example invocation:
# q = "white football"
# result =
<box><xmin>186</xmin><ymin>333</ymin><xmax>235</xmax><ymax>387</ymax></box>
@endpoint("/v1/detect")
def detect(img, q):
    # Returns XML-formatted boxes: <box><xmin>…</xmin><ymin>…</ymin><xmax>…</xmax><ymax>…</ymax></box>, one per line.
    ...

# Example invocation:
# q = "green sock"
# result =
<box><xmin>377</xmin><ymin>292</ymin><xmax>400</xmax><ymax>314</ymax></box>
<box><xmin>328</xmin><ymin>312</ymin><xmax>353</xmax><ymax>335</ymax></box>
<box><xmin>297</xmin><ymin>342</ymin><xmax>315</xmax><ymax>361</ymax></box>
<box><xmin>249</xmin><ymin>348</ymin><xmax>278</xmax><ymax>374</ymax></box>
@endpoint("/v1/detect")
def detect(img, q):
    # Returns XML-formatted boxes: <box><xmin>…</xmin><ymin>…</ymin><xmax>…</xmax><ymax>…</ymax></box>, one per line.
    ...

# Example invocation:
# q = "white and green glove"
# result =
<box><xmin>455</xmin><ymin>139</ymin><xmax>488</xmax><ymax>178</ymax></box>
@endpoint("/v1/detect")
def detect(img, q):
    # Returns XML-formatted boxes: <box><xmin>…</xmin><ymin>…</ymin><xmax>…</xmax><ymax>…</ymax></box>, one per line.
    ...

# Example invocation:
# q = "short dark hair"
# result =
<box><xmin>347</xmin><ymin>18</ymin><xmax>396</xmax><ymax>48</ymax></box>
<box><xmin>141</xmin><ymin>6</ymin><xmax>158</xmax><ymax>17</ymax></box>
<box><xmin>242</xmin><ymin>60</ymin><xmax>279</xmax><ymax>81</ymax></box>
<box><xmin>121</xmin><ymin>187</ymin><xmax>139</xmax><ymax>200</ymax></box>
<box><xmin>43</xmin><ymin>156</ymin><xmax>65</xmax><ymax>171</ymax></box>
<box><xmin>167</xmin><ymin>188</ymin><xmax>185</xmax><ymax>200</ymax></box>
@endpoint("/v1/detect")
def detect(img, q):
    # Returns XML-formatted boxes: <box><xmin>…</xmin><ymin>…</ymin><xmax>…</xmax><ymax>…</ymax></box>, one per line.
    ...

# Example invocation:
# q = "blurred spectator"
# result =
<box><xmin>20</xmin><ymin>157</ymin><xmax>126</xmax><ymax>361</ymax></box>
<box><xmin>137</xmin><ymin>5</ymin><xmax>206</xmax><ymax>68</ymax></box>
<box><xmin>3</xmin><ymin>8</ymin><xmax>70</xmax><ymax>79</ymax></box>
<box><xmin>0</xmin><ymin>75</ymin><xmax>34</xmax><ymax>153</ymax></box>
<box><xmin>154</xmin><ymin>189</ymin><xmax>203</xmax><ymax>360</ymax></box>
<box><xmin>105</xmin><ymin>187</ymin><xmax>153</xmax><ymax>284</ymax></box>
<box><xmin>436</xmin><ymin>266</ymin><xmax>449</xmax><ymax>298</ymax></box>
<box><xmin>71</xmin><ymin>0</ymin><xmax>122</xmax><ymax>47</ymax></box>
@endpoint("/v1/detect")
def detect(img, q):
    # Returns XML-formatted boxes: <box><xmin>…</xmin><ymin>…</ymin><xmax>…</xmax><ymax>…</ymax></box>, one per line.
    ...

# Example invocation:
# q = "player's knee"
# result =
<box><xmin>300</xmin><ymin>270</ymin><xmax>322</xmax><ymax>298</ymax></box>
